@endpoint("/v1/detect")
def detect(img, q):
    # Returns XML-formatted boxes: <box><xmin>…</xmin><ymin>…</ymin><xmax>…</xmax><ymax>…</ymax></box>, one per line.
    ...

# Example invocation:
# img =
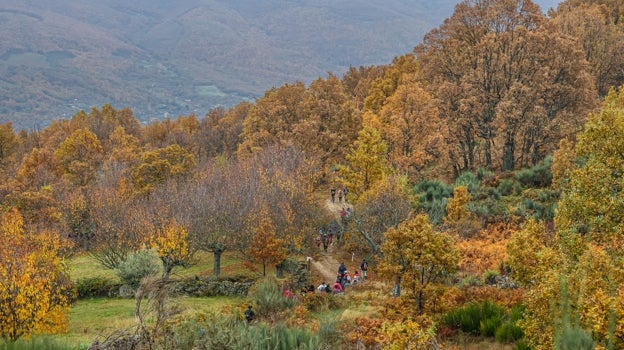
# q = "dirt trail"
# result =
<box><xmin>310</xmin><ymin>253</ymin><xmax>339</xmax><ymax>283</ymax></box>
<box><xmin>308</xmin><ymin>197</ymin><xmax>355</xmax><ymax>283</ymax></box>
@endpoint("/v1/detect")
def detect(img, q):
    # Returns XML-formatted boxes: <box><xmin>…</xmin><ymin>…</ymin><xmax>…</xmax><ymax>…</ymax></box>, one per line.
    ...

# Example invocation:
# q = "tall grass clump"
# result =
<box><xmin>0</xmin><ymin>336</ymin><xmax>82</xmax><ymax>350</ymax></box>
<box><xmin>440</xmin><ymin>301</ymin><xmax>506</xmax><ymax>335</ymax></box>
<box><xmin>249</xmin><ymin>278</ymin><xmax>297</xmax><ymax>319</ymax></box>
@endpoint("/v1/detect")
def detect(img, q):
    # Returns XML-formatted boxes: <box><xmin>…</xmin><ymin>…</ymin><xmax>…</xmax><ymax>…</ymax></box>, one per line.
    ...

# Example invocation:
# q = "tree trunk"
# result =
<box><xmin>392</xmin><ymin>274</ymin><xmax>402</xmax><ymax>297</ymax></box>
<box><xmin>276</xmin><ymin>261</ymin><xmax>284</xmax><ymax>278</ymax></box>
<box><xmin>502</xmin><ymin>136</ymin><xmax>515</xmax><ymax>171</ymax></box>
<box><xmin>213</xmin><ymin>249</ymin><xmax>223</xmax><ymax>277</ymax></box>
<box><xmin>417</xmin><ymin>289</ymin><xmax>424</xmax><ymax>314</ymax></box>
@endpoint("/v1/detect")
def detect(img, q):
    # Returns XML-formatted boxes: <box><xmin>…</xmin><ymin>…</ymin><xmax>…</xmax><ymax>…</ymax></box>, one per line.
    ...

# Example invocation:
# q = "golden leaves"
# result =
<box><xmin>0</xmin><ymin>208</ymin><xmax>73</xmax><ymax>341</ymax></box>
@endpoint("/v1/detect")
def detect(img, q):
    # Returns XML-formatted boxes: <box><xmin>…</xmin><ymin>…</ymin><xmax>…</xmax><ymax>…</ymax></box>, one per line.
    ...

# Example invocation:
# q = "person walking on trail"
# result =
<box><xmin>343</xmin><ymin>187</ymin><xmax>348</xmax><ymax>202</ymax></box>
<box><xmin>245</xmin><ymin>305</ymin><xmax>255</xmax><ymax>323</ymax></box>
<box><xmin>330</xmin><ymin>188</ymin><xmax>336</xmax><ymax>202</ymax></box>
<box><xmin>338</xmin><ymin>189</ymin><xmax>343</xmax><ymax>203</ymax></box>
<box><xmin>338</xmin><ymin>262</ymin><xmax>347</xmax><ymax>276</ymax></box>
<box><xmin>360</xmin><ymin>259</ymin><xmax>368</xmax><ymax>280</ymax></box>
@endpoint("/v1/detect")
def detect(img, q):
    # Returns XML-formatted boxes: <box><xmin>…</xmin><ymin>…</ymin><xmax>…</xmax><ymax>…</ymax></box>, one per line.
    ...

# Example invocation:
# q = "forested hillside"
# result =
<box><xmin>1</xmin><ymin>0</ymin><xmax>624</xmax><ymax>349</ymax></box>
<box><xmin>1</xmin><ymin>0</ymin><xmax>558</xmax><ymax>130</ymax></box>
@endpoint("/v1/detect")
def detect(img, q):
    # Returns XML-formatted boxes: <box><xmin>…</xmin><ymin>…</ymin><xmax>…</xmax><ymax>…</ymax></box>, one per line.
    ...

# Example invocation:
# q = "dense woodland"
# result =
<box><xmin>1</xmin><ymin>0</ymin><xmax>624</xmax><ymax>349</ymax></box>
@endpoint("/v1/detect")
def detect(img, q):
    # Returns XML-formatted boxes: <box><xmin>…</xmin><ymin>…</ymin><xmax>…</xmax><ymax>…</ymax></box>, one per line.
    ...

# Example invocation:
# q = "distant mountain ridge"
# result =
<box><xmin>0</xmin><ymin>0</ymin><xmax>560</xmax><ymax>129</ymax></box>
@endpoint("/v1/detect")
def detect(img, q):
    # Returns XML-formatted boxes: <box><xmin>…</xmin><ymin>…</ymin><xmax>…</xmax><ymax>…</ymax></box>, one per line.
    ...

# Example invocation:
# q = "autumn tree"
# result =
<box><xmin>83</xmin><ymin>104</ymin><xmax>142</xmax><ymax>153</ymax></box>
<box><xmin>152</xmin><ymin>163</ymin><xmax>254</xmax><ymax>277</ymax></box>
<box><xmin>513</xmin><ymin>87</ymin><xmax>624</xmax><ymax>349</ymax></box>
<box><xmin>345</xmin><ymin>175</ymin><xmax>412</xmax><ymax>257</ymax></box>
<box><xmin>196</xmin><ymin>102</ymin><xmax>250</xmax><ymax>160</ymax></box>
<box><xmin>379</xmin><ymin>75</ymin><xmax>449</xmax><ymax>181</ymax></box>
<box><xmin>416</xmin><ymin>0</ymin><xmax>596</xmax><ymax>173</ymax></box>
<box><xmin>238</xmin><ymin>82</ymin><xmax>307</xmax><ymax>155</ymax></box>
<box><xmin>341</xmin><ymin>65</ymin><xmax>385</xmax><ymax>111</ymax></box>
<box><xmin>249</xmin><ymin>213</ymin><xmax>286</xmax><ymax>276</ymax></box>
<box><xmin>152</xmin><ymin>220</ymin><xmax>194</xmax><ymax>279</ymax></box>
<box><xmin>54</xmin><ymin>128</ymin><xmax>104</xmax><ymax>187</ymax></box>
<box><xmin>131</xmin><ymin>144</ymin><xmax>196</xmax><ymax>195</ymax></box>
<box><xmin>379</xmin><ymin>214</ymin><xmax>458</xmax><ymax>313</ymax></box>
<box><xmin>13</xmin><ymin>148</ymin><xmax>61</xmax><ymax>192</ymax></box>
<box><xmin>551</xmin><ymin>2</ymin><xmax>624</xmax><ymax>96</ymax></box>
<box><xmin>88</xmin><ymin>186</ymin><xmax>150</xmax><ymax>269</ymax></box>
<box><xmin>0</xmin><ymin>208</ymin><xmax>74</xmax><ymax>342</ymax></box>
<box><xmin>337</xmin><ymin>124</ymin><xmax>391</xmax><ymax>198</ymax></box>
<box><xmin>555</xmin><ymin>86</ymin><xmax>624</xmax><ymax>256</ymax></box>
<box><xmin>363</xmin><ymin>54</ymin><xmax>419</xmax><ymax>114</ymax></box>
<box><xmin>299</xmin><ymin>73</ymin><xmax>361</xmax><ymax>169</ymax></box>
<box><xmin>0</xmin><ymin>122</ymin><xmax>17</xmax><ymax>161</ymax></box>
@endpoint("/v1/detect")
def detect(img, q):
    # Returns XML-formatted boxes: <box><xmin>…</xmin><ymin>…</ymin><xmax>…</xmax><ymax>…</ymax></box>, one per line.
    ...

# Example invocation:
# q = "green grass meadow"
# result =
<box><xmin>59</xmin><ymin>251</ymin><xmax>252</xmax><ymax>348</ymax></box>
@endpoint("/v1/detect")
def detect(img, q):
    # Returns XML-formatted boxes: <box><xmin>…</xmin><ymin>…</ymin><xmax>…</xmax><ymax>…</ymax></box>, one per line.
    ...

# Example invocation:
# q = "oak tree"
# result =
<box><xmin>379</xmin><ymin>214</ymin><xmax>458</xmax><ymax>313</ymax></box>
<box><xmin>416</xmin><ymin>0</ymin><xmax>596</xmax><ymax>173</ymax></box>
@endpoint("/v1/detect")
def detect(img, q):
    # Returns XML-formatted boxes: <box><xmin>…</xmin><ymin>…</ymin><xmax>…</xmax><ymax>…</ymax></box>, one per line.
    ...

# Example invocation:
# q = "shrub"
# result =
<box><xmin>480</xmin><ymin>315</ymin><xmax>502</xmax><ymax>337</ymax></box>
<box><xmin>556</xmin><ymin>326</ymin><xmax>594</xmax><ymax>350</ymax></box>
<box><xmin>455</xmin><ymin>172</ymin><xmax>480</xmax><ymax>193</ymax></box>
<box><xmin>245</xmin><ymin>323</ymin><xmax>320</xmax><ymax>350</ymax></box>
<box><xmin>498</xmin><ymin>179</ymin><xmax>514</xmax><ymax>196</ymax></box>
<box><xmin>514</xmin><ymin>341</ymin><xmax>531</xmax><ymax>350</ymax></box>
<box><xmin>249</xmin><ymin>278</ymin><xmax>297</xmax><ymax>320</ymax></box>
<box><xmin>414</xmin><ymin>180</ymin><xmax>453</xmax><ymax>225</ymax></box>
<box><xmin>115</xmin><ymin>247</ymin><xmax>161</xmax><ymax>289</ymax></box>
<box><xmin>495</xmin><ymin>322</ymin><xmax>524</xmax><ymax>343</ymax></box>
<box><xmin>301</xmin><ymin>292</ymin><xmax>343</xmax><ymax>312</ymax></box>
<box><xmin>317</xmin><ymin>317</ymin><xmax>342</xmax><ymax>346</ymax></box>
<box><xmin>75</xmin><ymin>277</ymin><xmax>121</xmax><ymax>298</ymax></box>
<box><xmin>514</xmin><ymin>157</ymin><xmax>553</xmax><ymax>188</ymax></box>
<box><xmin>441</xmin><ymin>301</ymin><xmax>506</xmax><ymax>335</ymax></box>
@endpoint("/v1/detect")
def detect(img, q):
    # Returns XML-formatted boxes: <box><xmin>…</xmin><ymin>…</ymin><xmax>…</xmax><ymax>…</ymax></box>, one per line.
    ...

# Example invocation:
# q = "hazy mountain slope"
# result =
<box><xmin>0</xmin><ymin>0</ymin><xmax>560</xmax><ymax>129</ymax></box>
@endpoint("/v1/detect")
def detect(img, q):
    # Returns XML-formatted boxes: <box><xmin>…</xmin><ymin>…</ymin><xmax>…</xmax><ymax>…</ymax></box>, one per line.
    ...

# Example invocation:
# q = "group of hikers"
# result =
<box><xmin>330</xmin><ymin>186</ymin><xmax>348</xmax><ymax>203</ymax></box>
<box><xmin>316</xmin><ymin>226</ymin><xmax>337</xmax><ymax>252</ymax></box>
<box><xmin>316</xmin><ymin>259</ymin><xmax>369</xmax><ymax>294</ymax></box>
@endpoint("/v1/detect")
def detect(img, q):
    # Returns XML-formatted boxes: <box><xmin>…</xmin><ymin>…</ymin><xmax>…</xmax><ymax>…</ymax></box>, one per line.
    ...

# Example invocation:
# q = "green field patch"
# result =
<box><xmin>63</xmin><ymin>296</ymin><xmax>242</xmax><ymax>347</ymax></box>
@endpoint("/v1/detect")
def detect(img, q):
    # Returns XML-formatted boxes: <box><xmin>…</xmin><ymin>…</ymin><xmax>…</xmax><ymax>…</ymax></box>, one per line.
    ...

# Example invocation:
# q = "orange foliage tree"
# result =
<box><xmin>152</xmin><ymin>220</ymin><xmax>194</xmax><ymax>279</ymax></box>
<box><xmin>249</xmin><ymin>214</ymin><xmax>286</xmax><ymax>276</ymax></box>
<box><xmin>0</xmin><ymin>208</ymin><xmax>74</xmax><ymax>342</ymax></box>
<box><xmin>380</xmin><ymin>214</ymin><xmax>459</xmax><ymax>314</ymax></box>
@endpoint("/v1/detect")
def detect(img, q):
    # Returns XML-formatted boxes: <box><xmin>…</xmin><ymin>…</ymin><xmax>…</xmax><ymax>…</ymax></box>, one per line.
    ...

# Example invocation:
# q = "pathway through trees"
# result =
<box><xmin>309</xmin><ymin>197</ymin><xmax>354</xmax><ymax>284</ymax></box>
